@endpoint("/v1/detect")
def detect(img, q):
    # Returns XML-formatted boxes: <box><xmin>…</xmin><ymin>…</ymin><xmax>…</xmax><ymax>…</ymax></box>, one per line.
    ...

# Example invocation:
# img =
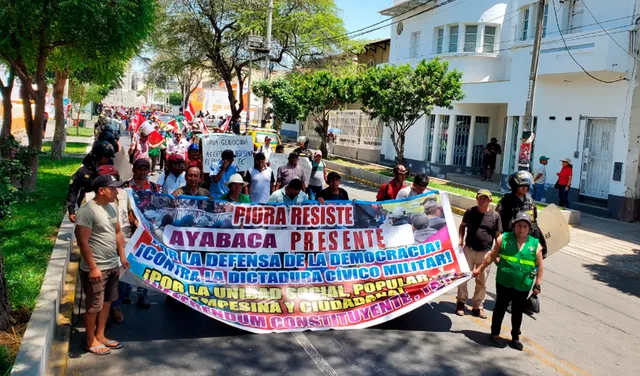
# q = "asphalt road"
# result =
<box><xmin>67</xmin><ymin>136</ymin><xmax>640</xmax><ymax>375</ymax></box>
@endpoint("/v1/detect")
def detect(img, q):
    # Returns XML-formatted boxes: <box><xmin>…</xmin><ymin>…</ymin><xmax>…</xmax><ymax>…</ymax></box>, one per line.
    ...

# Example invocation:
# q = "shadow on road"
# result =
<box><xmin>585</xmin><ymin>249</ymin><xmax>640</xmax><ymax>298</ymax></box>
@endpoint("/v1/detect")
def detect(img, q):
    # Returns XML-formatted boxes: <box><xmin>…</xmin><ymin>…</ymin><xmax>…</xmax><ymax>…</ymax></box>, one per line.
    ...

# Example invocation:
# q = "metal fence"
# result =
<box><xmin>301</xmin><ymin>110</ymin><xmax>383</xmax><ymax>150</ymax></box>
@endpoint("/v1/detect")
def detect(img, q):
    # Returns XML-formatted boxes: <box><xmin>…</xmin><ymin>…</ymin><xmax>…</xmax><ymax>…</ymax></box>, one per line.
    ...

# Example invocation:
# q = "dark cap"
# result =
<box><xmin>222</xmin><ymin>149</ymin><xmax>235</xmax><ymax>160</ymax></box>
<box><xmin>92</xmin><ymin>174</ymin><xmax>124</xmax><ymax>191</ymax></box>
<box><xmin>513</xmin><ymin>211</ymin><xmax>532</xmax><ymax>226</ymax></box>
<box><xmin>133</xmin><ymin>158</ymin><xmax>151</xmax><ymax>169</ymax></box>
<box><xmin>288</xmin><ymin>152</ymin><xmax>300</xmax><ymax>160</ymax></box>
<box><xmin>327</xmin><ymin>171</ymin><xmax>341</xmax><ymax>182</ymax></box>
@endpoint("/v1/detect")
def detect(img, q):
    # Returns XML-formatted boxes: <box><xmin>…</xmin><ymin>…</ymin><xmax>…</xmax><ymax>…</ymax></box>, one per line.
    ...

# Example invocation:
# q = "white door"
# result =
<box><xmin>580</xmin><ymin>118</ymin><xmax>615</xmax><ymax>199</ymax></box>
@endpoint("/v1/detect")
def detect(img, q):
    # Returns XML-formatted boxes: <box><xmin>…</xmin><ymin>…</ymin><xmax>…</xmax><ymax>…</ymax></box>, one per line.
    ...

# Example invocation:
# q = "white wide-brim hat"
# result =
<box><xmin>224</xmin><ymin>173</ymin><xmax>248</xmax><ymax>187</ymax></box>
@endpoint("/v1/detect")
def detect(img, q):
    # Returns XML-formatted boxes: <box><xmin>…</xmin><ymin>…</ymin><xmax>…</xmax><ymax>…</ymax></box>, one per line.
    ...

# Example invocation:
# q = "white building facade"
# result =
<box><xmin>379</xmin><ymin>0</ymin><xmax>640</xmax><ymax>221</ymax></box>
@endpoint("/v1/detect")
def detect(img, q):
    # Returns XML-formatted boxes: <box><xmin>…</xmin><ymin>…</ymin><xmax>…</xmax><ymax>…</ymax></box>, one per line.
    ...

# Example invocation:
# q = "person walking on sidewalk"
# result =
<box><xmin>533</xmin><ymin>156</ymin><xmax>549</xmax><ymax>202</ymax></box>
<box><xmin>472</xmin><ymin>212</ymin><xmax>544</xmax><ymax>351</ymax></box>
<box><xmin>482</xmin><ymin>138</ymin><xmax>502</xmax><ymax>181</ymax></box>
<box><xmin>376</xmin><ymin>165</ymin><xmax>407</xmax><ymax>201</ymax></box>
<box><xmin>556</xmin><ymin>157</ymin><xmax>573</xmax><ymax>208</ymax></box>
<box><xmin>456</xmin><ymin>189</ymin><xmax>502</xmax><ymax>319</ymax></box>
<box><xmin>75</xmin><ymin>175</ymin><xmax>128</xmax><ymax>355</ymax></box>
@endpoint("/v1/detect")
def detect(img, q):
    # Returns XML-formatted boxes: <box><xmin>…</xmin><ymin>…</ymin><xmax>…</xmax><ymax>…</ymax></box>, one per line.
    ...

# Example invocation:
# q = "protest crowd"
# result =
<box><xmin>68</xmin><ymin>107</ymin><xmax>545</xmax><ymax>355</ymax></box>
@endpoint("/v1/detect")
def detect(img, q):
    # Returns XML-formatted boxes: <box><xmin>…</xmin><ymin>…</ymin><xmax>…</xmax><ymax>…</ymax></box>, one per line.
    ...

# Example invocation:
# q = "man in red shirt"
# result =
<box><xmin>376</xmin><ymin>164</ymin><xmax>407</xmax><ymax>201</ymax></box>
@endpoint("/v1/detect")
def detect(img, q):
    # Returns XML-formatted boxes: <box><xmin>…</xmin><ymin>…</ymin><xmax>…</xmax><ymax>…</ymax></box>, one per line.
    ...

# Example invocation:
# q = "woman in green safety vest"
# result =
<box><xmin>472</xmin><ymin>211</ymin><xmax>544</xmax><ymax>351</ymax></box>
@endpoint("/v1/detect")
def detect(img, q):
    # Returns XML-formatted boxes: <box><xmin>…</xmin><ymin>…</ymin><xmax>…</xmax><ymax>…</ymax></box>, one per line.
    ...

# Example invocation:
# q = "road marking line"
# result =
<box><xmin>293</xmin><ymin>332</ymin><xmax>339</xmax><ymax>376</ymax></box>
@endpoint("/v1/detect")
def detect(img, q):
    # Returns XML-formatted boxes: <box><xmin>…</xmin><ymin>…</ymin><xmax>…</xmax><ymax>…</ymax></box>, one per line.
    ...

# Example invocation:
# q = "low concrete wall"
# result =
<box><xmin>12</xmin><ymin>215</ymin><xmax>74</xmax><ymax>376</ymax></box>
<box><xmin>325</xmin><ymin>160</ymin><xmax>580</xmax><ymax>225</ymax></box>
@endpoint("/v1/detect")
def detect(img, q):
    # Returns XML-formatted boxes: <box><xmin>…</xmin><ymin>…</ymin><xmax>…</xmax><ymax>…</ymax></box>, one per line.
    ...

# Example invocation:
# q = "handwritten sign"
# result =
<box><xmin>269</xmin><ymin>153</ymin><xmax>312</xmax><ymax>185</ymax></box>
<box><xmin>202</xmin><ymin>134</ymin><xmax>253</xmax><ymax>171</ymax></box>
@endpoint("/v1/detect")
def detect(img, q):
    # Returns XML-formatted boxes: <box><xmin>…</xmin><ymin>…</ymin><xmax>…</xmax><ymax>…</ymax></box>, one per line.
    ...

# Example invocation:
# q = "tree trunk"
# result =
<box><xmin>22</xmin><ymin>80</ymin><xmax>46</xmax><ymax>191</ymax></box>
<box><xmin>0</xmin><ymin>251</ymin><xmax>10</xmax><ymax>332</ymax></box>
<box><xmin>50</xmin><ymin>70</ymin><xmax>69</xmax><ymax>161</ymax></box>
<box><xmin>318</xmin><ymin>117</ymin><xmax>329</xmax><ymax>158</ymax></box>
<box><xmin>0</xmin><ymin>70</ymin><xmax>15</xmax><ymax>143</ymax></box>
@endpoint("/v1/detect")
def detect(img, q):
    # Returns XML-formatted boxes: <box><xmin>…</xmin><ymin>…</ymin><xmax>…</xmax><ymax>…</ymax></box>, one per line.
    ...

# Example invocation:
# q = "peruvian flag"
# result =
<box><xmin>219</xmin><ymin>117</ymin><xmax>230</xmax><ymax>132</ymax></box>
<box><xmin>184</xmin><ymin>102</ymin><xmax>195</xmax><ymax>122</ymax></box>
<box><xmin>116</xmin><ymin>107</ymin><xmax>126</xmax><ymax>117</ymax></box>
<box><xmin>199</xmin><ymin>117</ymin><xmax>209</xmax><ymax>134</ymax></box>
<box><xmin>167</xmin><ymin>119</ymin><xmax>179</xmax><ymax>131</ymax></box>
<box><xmin>134</xmin><ymin>112</ymin><xmax>147</xmax><ymax>132</ymax></box>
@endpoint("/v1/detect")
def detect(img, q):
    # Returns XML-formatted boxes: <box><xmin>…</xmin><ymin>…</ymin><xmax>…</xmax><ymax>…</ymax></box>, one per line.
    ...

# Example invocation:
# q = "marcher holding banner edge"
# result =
<box><xmin>472</xmin><ymin>212</ymin><xmax>544</xmax><ymax>351</ymax></box>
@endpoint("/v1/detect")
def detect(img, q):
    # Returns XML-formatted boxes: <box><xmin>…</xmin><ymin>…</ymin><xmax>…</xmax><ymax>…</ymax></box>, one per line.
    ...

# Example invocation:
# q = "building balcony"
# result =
<box><xmin>510</xmin><ymin>26</ymin><xmax>635</xmax><ymax>78</ymax></box>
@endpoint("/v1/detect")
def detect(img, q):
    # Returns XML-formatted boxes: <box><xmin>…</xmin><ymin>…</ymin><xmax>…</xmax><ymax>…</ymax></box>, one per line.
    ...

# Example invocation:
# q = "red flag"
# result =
<box><xmin>148</xmin><ymin>130</ymin><xmax>164</xmax><ymax>145</ymax></box>
<box><xmin>184</xmin><ymin>102</ymin><xmax>195</xmax><ymax>122</ymax></box>
<box><xmin>219</xmin><ymin>117</ymin><xmax>230</xmax><ymax>132</ymax></box>
<box><xmin>199</xmin><ymin>118</ymin><xmax>209</xmax><ymax>134</ymax></box>
<box><xmin>167</xmin><ymin>119</ymin><xmax>178</xmax><ymax>131</ymax></box>
<box><xmin>134</xmin><ymin>112</ymin><xmax>146</xmax><ymax>132</ymax></box>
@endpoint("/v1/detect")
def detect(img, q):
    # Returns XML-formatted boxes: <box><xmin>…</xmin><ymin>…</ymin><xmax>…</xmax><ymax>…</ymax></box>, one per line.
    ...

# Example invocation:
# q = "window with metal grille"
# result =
<box><xmin>436</xmin><ymin>28</ymin><xmax>444</xmax><ymax>54</ymax></box>
<box><xmin>449</xmin><ymin>25</ymin><xmax>459</xmax><ymax>52</ymax></box>
<box><xmin>472</xmin><ymin>116</ymin><xmax>490</xmax><ymax>168</ymax></box>
<box><xmin>521</xmin><ymin>7</ymin><xmax>530</xmax><ymax>41</ymax></box>
<box><xmin>437</xmin><ymin>115</ymin><xmax>450</xmax><ymax>164</ymax></box>
<box><xmin>542</xmin><ymin>4</ymin><xmax>549</xmax><ymax>37</ymax></box>
<box><xmin>484</xmin><ymin>26</ymin><xmax>497</xmax><ymax>53</ymax></box>
<box><xmin>426</xmin><ymin>114</ymin><xmax>435</xmax><ymax>161</ymax></box>
<box><xmin>453</xmin><ymin>116</ymin><xmax>471</xmax><ymax>166</ymax></box>
<box><xmin>464</xmin><ymin>25</ymin><xmax>477</xmax><ymax>52</ymax></box>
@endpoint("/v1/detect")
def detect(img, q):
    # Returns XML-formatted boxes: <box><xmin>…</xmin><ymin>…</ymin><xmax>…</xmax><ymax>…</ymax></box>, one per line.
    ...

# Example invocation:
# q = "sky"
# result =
<box><xmin>335</xmin><ymin>0</ymin><xmax>392</xmax><ymax>41</ymax></box>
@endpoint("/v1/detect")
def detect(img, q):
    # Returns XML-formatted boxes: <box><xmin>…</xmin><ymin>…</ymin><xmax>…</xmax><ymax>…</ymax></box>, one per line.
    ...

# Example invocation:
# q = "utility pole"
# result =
<box><xmin>246</xmin><ymin>49</ymin><xmax>253</xmax><ymax>126</ymax></box>
<box><xmin>519</xmin><ymin>0</ymin><xmax>546</xmax><ymax>170</ymax></box>
<box><xmin>261</xmin><ymin>0</ymin><xmax>273</xmax><ymax>128</ymax></box>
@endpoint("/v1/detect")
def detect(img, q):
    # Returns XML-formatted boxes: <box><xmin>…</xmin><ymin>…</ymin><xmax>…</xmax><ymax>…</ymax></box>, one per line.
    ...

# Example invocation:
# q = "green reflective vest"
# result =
<box><xmin>496</xmin><ymin>232</ymin><xmax>539</xmax><ymax>292</ymax></box>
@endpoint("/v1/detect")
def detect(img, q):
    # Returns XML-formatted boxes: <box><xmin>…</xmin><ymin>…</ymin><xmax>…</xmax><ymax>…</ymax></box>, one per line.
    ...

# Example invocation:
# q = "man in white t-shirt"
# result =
<box><xmin>533</xmin><ymin>156</ymin><xmax>549</xmax><ymax>202</ymax></box>
<box><xmin>167</xmin><ymin>129</ymin><xmax>189</xmax><ymax>157</ymax></box>
<box><xmin>396</xmin><ymin>174</ymin><xmax>430</xmax><ymax>200</ymax></box>
<box><xmin>244</xmin><ymin>152</ymin><xmax>275</xmax><ymax>203</ymax></box>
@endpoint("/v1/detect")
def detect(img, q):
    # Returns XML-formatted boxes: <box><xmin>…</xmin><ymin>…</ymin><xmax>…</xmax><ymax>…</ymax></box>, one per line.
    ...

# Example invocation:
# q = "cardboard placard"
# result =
<box><xmin>202</xmin><ymin>134</ymin><xmax>253</xmax><ymax>172</ymax></box>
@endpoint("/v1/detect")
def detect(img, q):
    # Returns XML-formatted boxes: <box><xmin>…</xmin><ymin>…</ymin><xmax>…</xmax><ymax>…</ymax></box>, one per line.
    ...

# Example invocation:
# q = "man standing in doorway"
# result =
<box><xmin>75</xmin><ymin>175</ymin><xmax>128</xmax><ymax>355</ymax></box>
<box><xmin>456</xmin><ymin>189</ymin><xmax>502</xmax><ymax>318</ymax></box>
<box><xmin>482</xmin><ymin>137</ymin><xmax>502</xmax><ymax>181</ymax></box>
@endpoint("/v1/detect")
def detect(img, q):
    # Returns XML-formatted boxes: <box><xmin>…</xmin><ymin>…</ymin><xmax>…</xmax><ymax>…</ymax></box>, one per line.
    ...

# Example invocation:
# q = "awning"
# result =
<box><xmin>379</xmin><ymin>0</ymin><xmax>434</xmax><ymax>17</ymax></box>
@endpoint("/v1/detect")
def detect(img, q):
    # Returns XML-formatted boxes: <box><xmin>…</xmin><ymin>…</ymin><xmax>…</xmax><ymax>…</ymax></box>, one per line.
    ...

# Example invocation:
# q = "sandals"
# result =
<box><xmin>102</xmin><ymin>339</ymin><xmax>123</xmax><ymax>349</ymax></box>
<box><xmin>85</xmin><ymin>344</ymin><xmax>111</xmax><ymax>356</ymax></box>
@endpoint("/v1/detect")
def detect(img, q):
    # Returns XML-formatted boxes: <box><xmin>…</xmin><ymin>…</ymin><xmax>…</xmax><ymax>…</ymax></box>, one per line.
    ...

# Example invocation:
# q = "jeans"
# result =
<box><xmin>111</xmin><ymin>282</ymin><xmax>132</xmax><ymax>308</ymax></box>
<box><xmin>491</xmin><ymin>283</ymin><xmax>529</xmax><ymax>340</ymax></box>
<box><xmin>533</xmin><ymin>183</ymin><xmax>545</xmax><ymax>202</ymax></box>
<box><xmin>558</xmin><ymin>185</ymin><xmax>570</xmax><ymax>208</ymax></box>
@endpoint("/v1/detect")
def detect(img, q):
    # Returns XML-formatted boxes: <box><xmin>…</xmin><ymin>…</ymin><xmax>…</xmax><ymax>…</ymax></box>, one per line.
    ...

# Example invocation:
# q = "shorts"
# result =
<box><xmin>483</xmin><ymin>159</ymin><xmax>496</xmax><ymax>170</ymax></box>
<box><xmin>81</xmin><ymin>267</ymin><xmax>120</xmax><ymax>313</ymax></box>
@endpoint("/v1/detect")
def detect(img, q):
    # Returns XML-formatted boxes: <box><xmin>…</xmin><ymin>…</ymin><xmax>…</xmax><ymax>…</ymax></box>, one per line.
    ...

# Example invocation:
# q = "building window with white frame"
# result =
<box><xmin>449</xmin><ymin>25</ymin><xmax>459</xmax><ymax>52</ymax></box>
<box><xmin>521</xmin><ymin>7</ymin><xmax>530</xmax><ymax>41</ymax></box>
<box><xmin>410</xmin><ymin>31</ymin><xmax>421</xmax><ymax>58</ymax></box>
<box><xmin>484</xmin><ymin>26</ymin><xmax>497</xmax><ymax>52</ymax></box>
<box><xmin>436</xmin><ymin>28</ymin><xmax>444</xmax><ymax>54</ymax></box>
<box><xmin>464</xmin><ymin>25</ymin><xmax>478</xmax><ymax>52</ymax></box>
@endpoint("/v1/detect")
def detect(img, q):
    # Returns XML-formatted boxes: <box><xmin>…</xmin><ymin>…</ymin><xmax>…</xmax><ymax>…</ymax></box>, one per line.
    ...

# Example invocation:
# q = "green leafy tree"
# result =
<box><xmin>253</xmin><ymin>79</ymin><xmax>302</xmax><ymax>125</ymax></box>
<box><xmin>164</xmin><ymin>0</ymin><xmax>352</xmax><ymax>125</ymax></box>
<box><xmin>0</xmin><ymin>0</ymin><xmax>157</xmax><ymax>188</ymax></box>
<box><xmin>291</xmin><ymin>70</ymin><xmax>359</xmax><ymax>157</ymax></box>
<box><xmin>169</xmin><ymin>91</ymin><xmax>184</xmax><ymax>106</ymax></box>
<box><xmin>359</xmin><ymin>59</ymin><xmax>464</xmax><ymax>163</ymax></box>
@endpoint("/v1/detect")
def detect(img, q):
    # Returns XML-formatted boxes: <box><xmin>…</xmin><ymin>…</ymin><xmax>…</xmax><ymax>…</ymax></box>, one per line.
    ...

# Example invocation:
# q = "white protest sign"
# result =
<box><xmin>269</xmin><ymin>153</ymin><xmax>312</xmax><ymax>185</ymax></box>
<box><xmin>202</xmin><ymin>134</ymin><xmax>253</xmax><ymax>172</ymax></box>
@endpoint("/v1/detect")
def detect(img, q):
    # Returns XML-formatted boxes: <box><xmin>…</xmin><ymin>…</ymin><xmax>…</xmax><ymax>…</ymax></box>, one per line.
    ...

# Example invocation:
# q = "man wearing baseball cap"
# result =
<box><xmin>316</xmin><ymin>172</ymin><xmax>349</xmax><ymax>203</ymax></box>
<box><xmin>456</xmin><ymin>189</ymin><xmax>502</xmax><ymax>318</ymax></box>
<box><xmin>533</xmin><ymin>156</ymin><xmax>549</xmax><ymax>202</ymax></box>
<box><xmin>376</xmin><ymin>164</ymin><xmax>407</xmax><ymax>201</ymax></box>
<box><xmin>157</xmin><ymin>153</ymin><xmax>186</xmax><ymax>195</ymax></box>
<box><xmin>472</xmin><ymin>211</ymin><xmax>544</xmax><ymax>351</ymax></box>
<box><xmin>210</xmin><ymin>149</ymin><xmax>238</xmax><ymax>198</ymax></box>
<box><xmin>75</xmin><ymin>174</ymin><xmax>128</xmax><ymax>355</ymax></box>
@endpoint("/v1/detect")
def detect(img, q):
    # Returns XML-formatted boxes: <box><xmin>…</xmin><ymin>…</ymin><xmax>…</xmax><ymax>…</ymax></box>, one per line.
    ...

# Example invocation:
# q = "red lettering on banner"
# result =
<box><xmin>353</xmin><ymin>231</ymin><xmax>364</xmax><ymax>250</ymax></box>
<box><xmin>291</xmin><ymin>232</ymin><xmax>301</xmax><ymax>249</ymax></box>
<box><xmin>304</xmin><ymin>232</ymin><xmax>313</xmax><ymax>251</ymax></box>
<box><xmin>290</xmin><ymin>207</ymin><xmax>301</xmax><ymax>226</ymax></box>
<box><xmin>376</xmin><ymin>228</ymin><xmax>386</xmax><ymax>248</ymax></box>
<box><xmin>328</xmin><ymin>231</ymin><xmax>339</xmax><ymax>250</ymax></box>
<box><xmin>201</xmin><ymin>232</ymin><xmax>214</xmax><ymax>247</ymax></box>
<box><xmin>232</xmin><ymin>206</ymin><xmax>246</xmax><ymax>225</ymax></box>
<box><xmin>310</xmin><ymin>207</ymin><xmax>320</xmax><ymax>226</ymax></box>
<box><xmin>186</xmin><ymin>231</ymin><xmax>199</xmax><ymax>246</ymax></box>
<box><xmin>343</xmin><ymin>231</ymin><xmax>351</xmax><ymax>250</ymax></box>
<box><xmin>275</xmin><ymin>207</ymin><xmax>286</xmax><ymax>225</ymax></box>
<box><xmin>325</xmin><ymin>208</ymin><xmax>335</xmax><ymax>225</ymax></box>
<box><xmin>170</xmin><ymin>230</ymin><xmax>184</xmax><ymax>246</ymax></box>
<box><xmin>219</xmin><ymin>233</ymin><xmax>230</xmax><ymax>247</ymax></box>
<box><xmin>317</xmin><ymin>231</ymin><xmax>326</xmax><ymax>251</ymax></box>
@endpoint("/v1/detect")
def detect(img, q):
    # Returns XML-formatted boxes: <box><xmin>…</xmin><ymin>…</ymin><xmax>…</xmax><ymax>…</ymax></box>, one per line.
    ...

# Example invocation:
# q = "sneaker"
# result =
<box><xmin>510</xmin><ymin>340</ymin><xmax>524</xmax><ymax>351</ymax></box>
<box><xmin>455</xmin><ymin>302</ymin><xmax>465</xmax><ymax>316</ymax></box>
<box><xmin>472</xmin><ymin>308</ymin><xmax>487</xmax><ymax>319</ymax></box>
<box><xmin>137</xmin><ymin>295</ymin><xmax>151</xmax><ymax>309</ymax></box>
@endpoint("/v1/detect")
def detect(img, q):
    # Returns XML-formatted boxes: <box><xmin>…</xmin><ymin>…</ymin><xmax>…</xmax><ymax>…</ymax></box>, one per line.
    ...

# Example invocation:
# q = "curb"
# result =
<box><xmin>11</xmin><ymin>214</ymin><xmax>75</xmax><ymax>376</ymax></box>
